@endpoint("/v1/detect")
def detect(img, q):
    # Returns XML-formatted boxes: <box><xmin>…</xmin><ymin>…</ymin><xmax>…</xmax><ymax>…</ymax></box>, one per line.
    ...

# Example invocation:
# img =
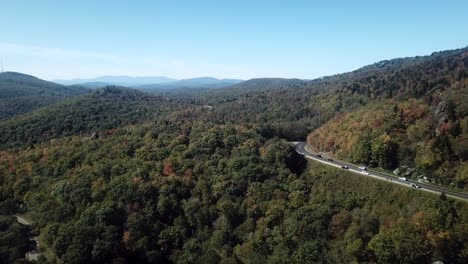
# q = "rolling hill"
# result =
<box><xmin>0</xmin><ymin>47</ymin><xmax>467</xmax><ymax>264</ymax></box>
<box><xmin>56</xmin><ymin>76</ymin><xmax>243</xmax><ymax>91</ymax></box>
<box><xmin>177</xmin><ymin>47</ymin><xmax>467</xmax><ymax>190</ymax></box>
<box><xmin>306</xmin><ymin>47</ymin><xmax>468</xmax><ymax>190</ymax></box>
<box><xmin>69</xmin><ymin>82</ymin><xmax>111</xmax><ymax>89</ymax></box>
<box><xmin>54</xmin><ymin>75</ymin><xmax>176</xmax><ymax>86</ymax></box>
<box><xmin>0</xmin><ymin>86</ymin><xmax>192</xmax><ymax>147</ymax></box>
<box><xmin>134</xmin><ymin>77</ymin><xmax>243</xmax><ymax>91</ymax></box>
<box><xmin>0</xmin><ymin>72</ymin><xmax>89</xmax><ymax>120</ymax></box>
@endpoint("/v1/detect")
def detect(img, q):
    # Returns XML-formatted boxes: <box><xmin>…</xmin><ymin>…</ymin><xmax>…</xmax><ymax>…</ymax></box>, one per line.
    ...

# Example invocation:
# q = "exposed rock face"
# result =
<box><xmin>435</xmin><ymin>101</ymin><xmax>448</xmax><ymax>117</ymax></box>
<box><xmin>393</xmin><ymin>167</ymin><xmax>416</xmax><ymax>177</ymax></box>
<box><xmin>435</xmin><ymin>101</ymin><xmax>449</xmax><ymax>136</ymax></box>
<box><xmin>405</xmin><ymin>167</ymin><xmax>416</xmax><ymax>176</ymax></box>
<box><xmin>438</xmin><ymin>115</ymin><xmax>448</xmax><ymax>124</ymax></box>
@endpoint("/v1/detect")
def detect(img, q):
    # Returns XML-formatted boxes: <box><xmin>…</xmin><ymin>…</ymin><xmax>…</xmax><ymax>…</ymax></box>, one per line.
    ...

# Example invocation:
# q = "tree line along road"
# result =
<box><xmin>294</xmin><ymin>142</ymin><xmax>468</xmax><ymax>202</ymax></box>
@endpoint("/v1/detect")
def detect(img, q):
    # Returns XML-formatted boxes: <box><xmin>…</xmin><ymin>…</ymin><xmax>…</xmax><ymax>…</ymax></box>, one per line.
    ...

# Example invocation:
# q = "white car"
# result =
<box><xmin>363</xmin><ymin>171</ymin><xmax>370</xmax><ymax>175</ymax></box>
<box><xmin>358</xmin><ymin>166</ymin><xmax>367</xmax><ymax>171</ymax></box>
<box><xmin>398</xmin><ymin>177</ymin><xmax>407</xmax><ymax>181</ymax></box>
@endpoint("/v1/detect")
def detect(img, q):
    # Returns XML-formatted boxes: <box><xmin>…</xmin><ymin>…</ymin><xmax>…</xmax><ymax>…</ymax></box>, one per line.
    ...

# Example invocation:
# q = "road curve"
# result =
<box><xmin>15</xmin><ymin>215</ymin><xmax>43</xmax><ymax>261</ymax></box>
<box><xmin>15</xmin><ymin>215</ymin><xmax>32</xmax><ymax>225</ymax></box>
<box><xmin>294</xmin><ymin>141</ymin><xmax>468</xmax><ymax>202</ymax></box>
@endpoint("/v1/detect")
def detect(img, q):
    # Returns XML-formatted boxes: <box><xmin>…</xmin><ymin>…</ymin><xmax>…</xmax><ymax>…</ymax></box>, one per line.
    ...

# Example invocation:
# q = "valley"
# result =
<box><xmin>0</xmin><ymin>47</ymin><xmax>467</xmax><ymax>263</ymax></box>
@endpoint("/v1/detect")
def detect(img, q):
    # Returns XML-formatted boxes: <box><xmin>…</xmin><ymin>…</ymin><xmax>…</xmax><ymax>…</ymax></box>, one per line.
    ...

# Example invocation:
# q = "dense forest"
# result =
<box><xmin>308</xmin><ymin>48</ymin><xmax>468</xmax><ymax>191</ymax></box>
<box><xmin>0</xmin><ymin>47</ymin><xmax>466</xmax><ymax>263</ymax></box>
<box><xmin>178</xmin><ymin>47</ymin><xmax>468</xmax><ymax>143</ymax></box>
<box><xmin>0</xmin><ymin>87</ymin><xmax>194</xmax><ymax>148</ymax></box>
<box><xmin>1</xmin><ymin>120</ymin><xmax>467</xmax><ymax>263</ymax></box>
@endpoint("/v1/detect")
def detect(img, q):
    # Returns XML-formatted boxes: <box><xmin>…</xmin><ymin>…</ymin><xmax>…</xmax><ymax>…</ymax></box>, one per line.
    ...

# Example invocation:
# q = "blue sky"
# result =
<box><xmin>1</xmin><ymin>0</ymin><xmax>467</xmax><ymax>80</ymax></box>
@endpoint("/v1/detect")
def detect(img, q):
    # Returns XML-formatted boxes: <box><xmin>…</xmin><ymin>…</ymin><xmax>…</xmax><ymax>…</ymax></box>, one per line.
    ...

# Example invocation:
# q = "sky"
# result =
<box><xmin>0</xmin><ymin>0</ymin><xmax>467</xmax><ymax>80</ymax></box>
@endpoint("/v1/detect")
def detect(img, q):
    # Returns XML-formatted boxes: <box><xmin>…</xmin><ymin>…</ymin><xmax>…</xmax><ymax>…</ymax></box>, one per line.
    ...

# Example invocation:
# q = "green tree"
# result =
<box><xmin>369</xmin><ymin>226</ymin><xmax>431</xmax><ymax>263</ymax></box>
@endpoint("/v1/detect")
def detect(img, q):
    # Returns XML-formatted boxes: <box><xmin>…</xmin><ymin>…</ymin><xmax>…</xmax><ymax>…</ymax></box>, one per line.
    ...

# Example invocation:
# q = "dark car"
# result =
<box><xmin>327</xmin><ymin>158</ymin><xmax>334</xmax><ymax>162</ymax></box>
<box><xmin>341</xmin><ymin>165</ymin><xmax>349</xmax><ymax>169</ymax></box>
<box><xmin>316</xmin><ymin>154</ymin><xmax>322</xmax><ymax>158</ymax></box>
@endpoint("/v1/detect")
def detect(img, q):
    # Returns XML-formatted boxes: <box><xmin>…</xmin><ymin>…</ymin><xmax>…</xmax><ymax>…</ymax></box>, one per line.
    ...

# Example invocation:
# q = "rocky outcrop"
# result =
<box><xmin>435</xmin><ymin>101</ymin><xmax>449</xmax><ymax>136</ymax></box>
<box><xmin>435</xmin><ymin>101</ymin><xmax>447</xmax><ymax>117</ymax></box>
<box><xmin>404</xmin><ymin>167</ymin><xmax>416</xmax><ymax>176</ymax></box>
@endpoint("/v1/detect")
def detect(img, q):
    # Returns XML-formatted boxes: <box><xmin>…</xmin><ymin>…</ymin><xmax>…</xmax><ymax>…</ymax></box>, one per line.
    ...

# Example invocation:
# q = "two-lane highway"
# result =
<box><xmin>295</xmin><ymin>142</ymin><xmax>468</xmax><ymax>202</ymax></box>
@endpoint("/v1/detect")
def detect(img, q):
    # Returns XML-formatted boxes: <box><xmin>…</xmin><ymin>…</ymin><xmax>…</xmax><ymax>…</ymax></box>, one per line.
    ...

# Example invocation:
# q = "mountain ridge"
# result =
<box><xmin>54</xmin><ymin>75</ymin><xmax>176</xmax><ymax>86</ymax></box>
<box><xmin>0</xmin><ymin>71</ymin><xmax>89</xmax><ymax>120</ymax></box>
<box><xmin>134</xmin><ymin>77</ymin><xmax>243</xmax><ymax>91</ymax></box>
<box><xmin>55</xmin><ymin>75</ymin><xmax>244</xmax><ymax>87</ymax></box>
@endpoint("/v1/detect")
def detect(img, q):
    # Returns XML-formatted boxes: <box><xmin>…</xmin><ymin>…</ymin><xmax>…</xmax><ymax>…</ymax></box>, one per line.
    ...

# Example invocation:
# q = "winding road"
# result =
<box><xmin>15</xmin><ymin>215</ymin><xmax>42</xmax><ymax>261</ymax></box>
<box><xmin>294</xmin><ymin>142</ymin><xmax>468</xmax><ymax>202</ymax></box>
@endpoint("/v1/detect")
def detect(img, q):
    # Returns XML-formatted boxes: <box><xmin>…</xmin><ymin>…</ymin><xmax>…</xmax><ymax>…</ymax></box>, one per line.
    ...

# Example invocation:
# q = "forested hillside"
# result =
<box><xmin>0</xmin><ymin>72</ymin><xmax>88</xmax><ymax>120</ymax></box>
<box><xmin>0</xmin><ymin>87</ymin><xmax>193</xmax><ymax>148</ymax></box>
<box><xmin>193</xmin><ymin>47</ymin><xmax>468</xmax><ymax>142</ymax></box>
<box><xmin>0</xmin><ymin>47</ymin><xmax>467</xmax><ymax>263</ymax></box>
<box><xmin>1</xmin><ymin>120</ymin><xmax>466</xmax><ymax>264</ymax></box>
<box><xmin>308</xmin><ymin>48</ymin><xmax>468</xmax><ymax>191</ymax></box>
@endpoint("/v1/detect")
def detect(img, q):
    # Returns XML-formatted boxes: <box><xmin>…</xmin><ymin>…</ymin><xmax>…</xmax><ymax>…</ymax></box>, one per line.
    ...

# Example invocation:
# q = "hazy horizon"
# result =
<box><xmin>1</xmin><ymin>0</ymin><xmax>467</xmax><ymax>80</ymax></box>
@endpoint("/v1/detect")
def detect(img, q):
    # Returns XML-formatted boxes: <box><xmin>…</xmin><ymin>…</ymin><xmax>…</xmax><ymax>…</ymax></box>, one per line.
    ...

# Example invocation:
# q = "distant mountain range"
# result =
<box><xmin>54</xmin><ymin>75</ymin><xmax>176</xmax><ymax>86</ymax></box>
<box><xmin>134</xmin><ymin>77</ymin><xmax>243</xmax><ymax>91</ymax></box>
<box><xmin>55</xmin><ymin>76</ymin><xmax>244</xmax><ymax>89</ymax></box>
<box><xmin>69</xmin><ymin>81</ymin><xmax>111</xmax><ymax>89</ymax></box>
<box><xmin>0</xmin><ymin>72</ymin><xmax>297</xmax><ymax>121</ymax></box>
